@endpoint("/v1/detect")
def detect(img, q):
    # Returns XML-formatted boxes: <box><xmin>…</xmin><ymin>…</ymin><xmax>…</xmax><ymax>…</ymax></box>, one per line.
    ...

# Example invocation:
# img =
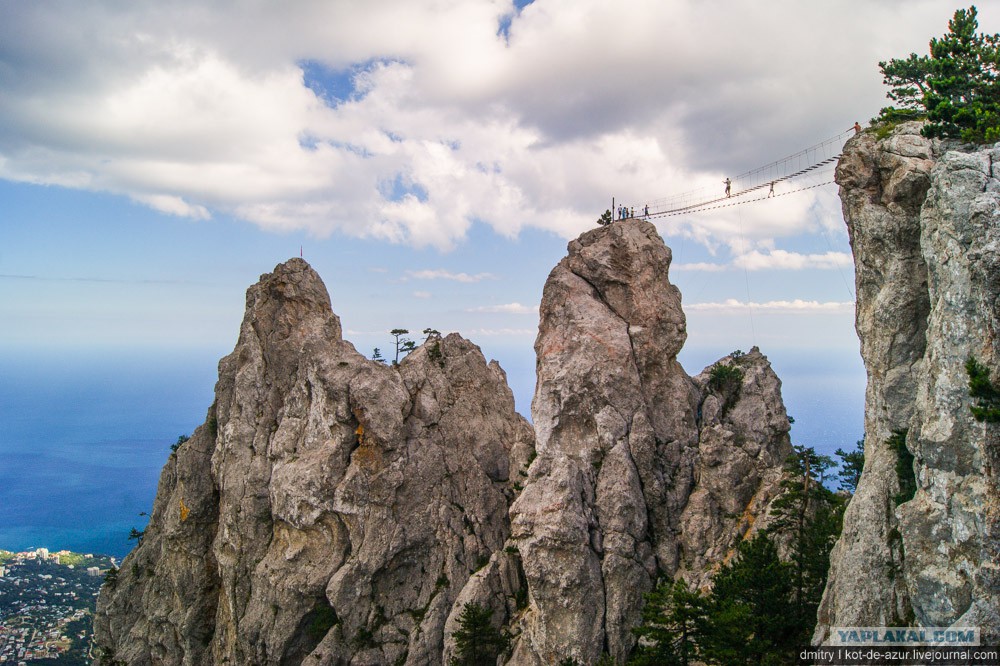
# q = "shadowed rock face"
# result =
<box><xmin>96</xmin><ymin>228</ymin><xmax>794</xmax><ymax>665</ymax></box>
<box><xmin>94</xmin><ymin>258</ymin><xmax>535</xmax><ymax>665</ymax></box>
<box><xmin>459</xmin><ymin>220</ymin><xmax>792</xmax><ymax>665</ymax></box>
<box><xmin>815</xmin><ymin>123</ymin><xmax>1000</xmax><ymax>643</ymax></box>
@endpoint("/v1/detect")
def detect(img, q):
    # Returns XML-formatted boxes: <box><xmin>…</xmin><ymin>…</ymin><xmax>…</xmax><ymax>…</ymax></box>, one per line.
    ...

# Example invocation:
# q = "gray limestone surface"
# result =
<box><xmin>94</xmin><ymin>258</ymin><xmax>535</xmax><ymax>665</ymax></box>
<box><xmin>96</xmin><ymin>224</ymin><xmax>796</xmax><ymax>665</ymax></box>
<box><xmin>815</xmin><ymin>123</ymin><xmax>1000</xmax><ymax>643</ymax></box>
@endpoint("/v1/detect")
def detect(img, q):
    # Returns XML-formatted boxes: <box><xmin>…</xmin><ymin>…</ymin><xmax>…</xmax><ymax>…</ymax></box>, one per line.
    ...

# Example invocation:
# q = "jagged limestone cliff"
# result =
<box><xmin>96</xmin><ymin>222</ymin><xmax>795</xmax><ymax>665</ymax></box>
<box><xmin>452</xmin><ymin>220</ymin><xmax>792</xmax><ymax>664</ymax></box>
<box><xmin>95</xmin><ymin>259</ymin><xmax>535</xmax><ymax>665</ymax></box>
<box><xmin>815</xmin><ymin>123</ymin><xmax>1000</xmax><ymax>642</ymax></box>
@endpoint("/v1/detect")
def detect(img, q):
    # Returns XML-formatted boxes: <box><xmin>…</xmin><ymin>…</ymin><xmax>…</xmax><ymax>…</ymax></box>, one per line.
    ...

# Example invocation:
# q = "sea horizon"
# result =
<box><xmin>0</xmin><ymin>342</ymin><xmax>864</xmax><ymax>560</ymax></box>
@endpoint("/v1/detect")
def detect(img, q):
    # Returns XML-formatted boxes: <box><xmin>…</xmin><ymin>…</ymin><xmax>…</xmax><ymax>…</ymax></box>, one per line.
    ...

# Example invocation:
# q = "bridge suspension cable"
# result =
<box><xmin>628</xmin><ymin>128</ymin><xmax>854</xmax><ymax>219</ymax></box>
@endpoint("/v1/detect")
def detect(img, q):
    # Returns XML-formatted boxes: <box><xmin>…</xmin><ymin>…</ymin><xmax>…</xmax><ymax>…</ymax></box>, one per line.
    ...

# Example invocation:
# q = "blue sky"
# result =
<box><xmin>2</xmin><ymin>0</ymin><xmax>994</xmax><ymax>451</ymax></box>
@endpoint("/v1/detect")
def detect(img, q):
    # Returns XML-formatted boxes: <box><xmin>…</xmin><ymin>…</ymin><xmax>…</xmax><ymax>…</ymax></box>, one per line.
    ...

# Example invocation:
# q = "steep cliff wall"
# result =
<box><xmin>454</xmin><ymin>220</ymin><xmax>792</xmax><ymax>665</ymax></box>
<box><xmin>94</xmin><ymin>259</ymin><xmax>535</xmax><ymax>665</ymax></box>
<box><xmin>816</xmin><ymin>123</ymin><xmax>1000</xmax><ymax>642</ymax></box>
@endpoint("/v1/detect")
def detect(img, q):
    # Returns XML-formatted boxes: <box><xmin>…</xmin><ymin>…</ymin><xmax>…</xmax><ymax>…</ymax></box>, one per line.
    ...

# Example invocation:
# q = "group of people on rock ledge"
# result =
<box><xmin>616</xmin><ymin>204</ymin><xmax>650</xmax><ymax>220</ymax></box>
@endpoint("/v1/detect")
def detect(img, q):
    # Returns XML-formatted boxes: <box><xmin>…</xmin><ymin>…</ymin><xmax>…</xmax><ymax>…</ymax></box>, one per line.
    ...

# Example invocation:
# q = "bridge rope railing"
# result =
<box><xmin>621</xmin><ymin>128</ymin><xmax>854</xmax><ymax>219</ymax></box>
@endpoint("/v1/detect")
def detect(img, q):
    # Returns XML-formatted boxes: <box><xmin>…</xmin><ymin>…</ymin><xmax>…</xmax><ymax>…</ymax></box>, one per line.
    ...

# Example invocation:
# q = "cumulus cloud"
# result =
<box><xmin>467</xmin><ymin>302</ymin><xmax>538</xmax><ymax>314</ymax></box>
<box><xmin>687</xmin><ymin>299</ymin><xmax>855</xmax><ymax>314</ymax></box>
<box><xmin>0</xmin><ymin>0</ymin><xmax>991</xmax><ymax>249</ymax></box>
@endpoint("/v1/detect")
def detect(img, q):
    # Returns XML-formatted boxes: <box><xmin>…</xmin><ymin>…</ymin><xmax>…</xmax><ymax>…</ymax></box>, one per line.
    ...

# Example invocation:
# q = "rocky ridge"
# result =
<box><xmin>463</xmin><ymin>220</ymin><xmax>792</xmax><ymax>664</ymax></box>
<box><xmin>815</xmin><ymin>123</ymin><xmax>1000</xmax><ymax>642</ymax></box>
<box><xmin>96</xmin><ymin>221</ymin><xmax>795</xmax><ymax>665</ymax></box>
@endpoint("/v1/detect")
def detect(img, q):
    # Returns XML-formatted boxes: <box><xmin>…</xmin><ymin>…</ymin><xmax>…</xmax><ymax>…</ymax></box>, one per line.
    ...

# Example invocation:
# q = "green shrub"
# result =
<box><xmin>170</xmin><ymin>434</ymin><xmax>190</xmax><ymax>453</ymax></box>
<box><xmin>708</xmin><ymin>362</ymin><xmax>744</xmax><ymax>415</ymax></box>
<box><xmin>966</xmin><ymin>356</ymin><xmax>1000</xmax><ymax>422</ymax></box>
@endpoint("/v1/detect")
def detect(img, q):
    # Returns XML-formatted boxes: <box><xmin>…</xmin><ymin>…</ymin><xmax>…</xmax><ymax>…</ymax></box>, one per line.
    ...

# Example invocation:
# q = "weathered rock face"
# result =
<box><xmin>97</xmin><ymin>224</ymin><xmax>795</xmax><ymax>665</ymax></box>
<box><xmin>94</xmin><ymin>258</ymin><xmax>535</xmax><ymax>665</ymax></box>
<box><xmin>455</xmin><ymin>220</ymin><xmax>793</xmax><ymax>665</ymax></box>
<box><xmin>815</xmin><ymin>123</ymin><xmax>1000</xmax><ymax>642</ymax></box>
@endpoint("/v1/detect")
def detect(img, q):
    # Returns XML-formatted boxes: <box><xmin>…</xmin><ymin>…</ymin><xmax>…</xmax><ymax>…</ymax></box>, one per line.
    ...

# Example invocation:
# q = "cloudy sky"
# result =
<box><xmin>2</xmin><ymin>0</ymin><xmax>994</xmax><ymax>441</ymax></box>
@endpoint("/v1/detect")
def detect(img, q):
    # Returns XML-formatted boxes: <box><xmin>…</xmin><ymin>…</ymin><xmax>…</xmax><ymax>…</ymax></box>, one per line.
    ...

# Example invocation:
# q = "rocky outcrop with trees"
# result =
<box><xmin>488</xmin><ymin>221</ymin><xmax>792</xmax><ymax>664</ymax></box>
<box><xmin>94</xmin><ymin>221</ymin><xmax>797</xmax><ymax>664</ymax></box>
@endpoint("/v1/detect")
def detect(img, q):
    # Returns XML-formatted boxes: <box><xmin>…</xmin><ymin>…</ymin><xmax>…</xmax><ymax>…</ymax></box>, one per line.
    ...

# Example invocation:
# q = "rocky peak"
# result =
<box><xmin>469</xmin><ymin>219</ymin><xmax>792</xmax><ymax>664</ymax></box>
<box><xmin>815</xmin><ymin>123</ymin><xmax>1000</xmax><ymax>642</ymax></box>
<box><xmin>95</xmin><ymin>259</ymin><xmax>534</xmax><ymax>665</ymax></box>
<box><xmin>97</xmin><ymin>229</ymin><xmax>795</xmax><ymax>665</ymax></box>
<box><xmin>243</xmin><ymin>257</ymin><xmax>343</xmax><ymax>348</ymax></box>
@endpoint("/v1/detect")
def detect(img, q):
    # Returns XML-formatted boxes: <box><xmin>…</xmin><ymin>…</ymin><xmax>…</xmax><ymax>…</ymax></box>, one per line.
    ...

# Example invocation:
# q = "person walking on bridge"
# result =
<box><xmin>724</xmin><ymin>177</ymin><xmax>732</xmax><ymax>197</ymax></box>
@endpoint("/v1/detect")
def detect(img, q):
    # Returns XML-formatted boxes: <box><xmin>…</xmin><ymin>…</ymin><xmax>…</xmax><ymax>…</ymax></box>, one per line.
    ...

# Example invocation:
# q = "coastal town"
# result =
<box><xmin>0</xmin><ymin>548</ymin><xmax>116</xmax><ymax>665</ymax></box>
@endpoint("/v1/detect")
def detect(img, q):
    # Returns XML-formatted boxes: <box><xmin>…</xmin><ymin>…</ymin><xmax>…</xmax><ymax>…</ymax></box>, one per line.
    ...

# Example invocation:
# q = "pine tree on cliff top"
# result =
<box><xmin>878</xmin><ymin>5</ymin><xmax>1000</xmax><ymax>143</ymax></box>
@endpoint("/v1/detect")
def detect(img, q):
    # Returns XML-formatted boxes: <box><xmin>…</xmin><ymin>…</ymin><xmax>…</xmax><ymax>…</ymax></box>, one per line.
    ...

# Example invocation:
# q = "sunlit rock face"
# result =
<box><xmin>815</xmin><ymin>123</ymin><xmax>1000</xmax><ymax>643</ymax></box>
<box><xmin>94</xmin><ymin>258</ymin><xmax>535</xmax><ymax>665</ymax></box>
<box><xmin>487</xmin><ymin>220</ymin><xmax>791</xmax><ymax>664</ymax></box>
<box><xmin>95</xmin><ymin>225</ymin><xmax>795</xmax><ymax>665</ymax></box>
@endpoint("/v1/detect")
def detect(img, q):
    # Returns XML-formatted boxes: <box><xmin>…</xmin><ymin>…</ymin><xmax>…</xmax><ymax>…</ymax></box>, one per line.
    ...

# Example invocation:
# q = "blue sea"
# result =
<box><xmin>0</xmin><ymin>345</ymin><xmax>865</xmax><ymax>560</ymax></box>
<box><xmin>0</xmin><ymin>349</ymin><xmax>222</xmax><ymax>559</ymax></box>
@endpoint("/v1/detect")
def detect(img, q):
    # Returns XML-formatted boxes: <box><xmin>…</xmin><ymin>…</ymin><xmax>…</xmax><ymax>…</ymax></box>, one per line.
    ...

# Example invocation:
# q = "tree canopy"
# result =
<box><xmin>628</xmin><ymin>445</ymin><xmax>846</xmax><ymax>665</ymax></box>
<box><xmin>835</xmin><ymin>438</ymin><xmax>865</xmax><ymax>493</ymax></box>
<box><xmin>450</xmin><ymin>603</ymin><xmax>508</xmax><ymax>665</ymax></box>
<box><xmin>878</xmin><ymin>6</ymin><xmax>1000</xmax><ymax>143</ymax></box>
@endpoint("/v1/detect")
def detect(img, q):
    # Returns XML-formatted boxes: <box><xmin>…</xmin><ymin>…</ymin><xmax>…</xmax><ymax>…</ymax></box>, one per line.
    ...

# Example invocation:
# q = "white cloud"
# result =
<box><xmin>467</xmin><ymin>302</ymin><xmax>538</xmax><ymax>314</ymax></box>
<box><xmin>463</xmin><ymin>327</ymin><xmax>537</xmax><ymax>337</ymax></box>
<box><xmin>133</xmin><ymin>194</ymin><xmax>211</xmax><ymax>220</ymax></box>
<box><xmin>0</xmin><ymin>1</ymin><xmax>993</xmax><ymax>250</ymax></box>
<box><xmin>413</xmin><ymin>290</ymin><xmax>432</xmax><ymax>299</ymax></box>
<box><xmin>735</xmin><ymin>250</ymin><xmax>854</xmax><ymax>271</ymax></box>
<box><xmin>672</xmin><ymin>262</ymin><xmax>727</xmax><ymax>272</ymax></box>
<box><xmin>673</xmin><ymin>250</ymin><xmax>852</xmax><ymax>272</ymax></box>
<box><xmin>687</xmin><ymin>299</ymin><xmax>855</xmax><ymax>314</ymax></box>
<box><xmin>405</xmin><ymin>269</ymin><xmax>496</xmax><ymax>282</ymax></box>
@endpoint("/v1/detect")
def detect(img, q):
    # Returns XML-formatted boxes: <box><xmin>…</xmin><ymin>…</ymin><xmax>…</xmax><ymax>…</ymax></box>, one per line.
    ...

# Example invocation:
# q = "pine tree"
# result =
<box><xmin>764</xmin><ymin>445</ymin><xmax>843</xmax><ymax>641</ymax></box>
<box><xmin>629</xmin><ymin>578</ymin><xmax>708</xmax><ymax>666</ymax></box>
<box><xmin>389</xmin><ymin>329</ymin><xmax>416</xmax><ymax>364</ymax></box>
<box><xmin>834</xmin><ymin>438</ymin><xmax>865</xmax><ymax>493</ymax></box>
<box><xmin>700</xmin><ymin>535</ymin><xmax>799</xmax><ymax>666</ymax></box>
<box><xmin>966</xmin><ymin>355</ymin><xmax>1000</xmax><ymax>422</ymax></box>
<box><xmin>450</xmin><ymin>603</ymin><xmax>507</xmax><ymax>666</ymax></box>
<box><xmin>877</xmin><ymin>6</ymin><xmax>1000</xmax><ymax>143</ymax></box>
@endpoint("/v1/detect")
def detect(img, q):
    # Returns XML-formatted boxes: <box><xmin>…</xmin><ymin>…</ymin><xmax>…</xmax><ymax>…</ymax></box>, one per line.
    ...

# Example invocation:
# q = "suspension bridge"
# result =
<box><xmin>616</xmin><ymin>128</ymin><xmax>855</xmax><ymax>220</ymax></box>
